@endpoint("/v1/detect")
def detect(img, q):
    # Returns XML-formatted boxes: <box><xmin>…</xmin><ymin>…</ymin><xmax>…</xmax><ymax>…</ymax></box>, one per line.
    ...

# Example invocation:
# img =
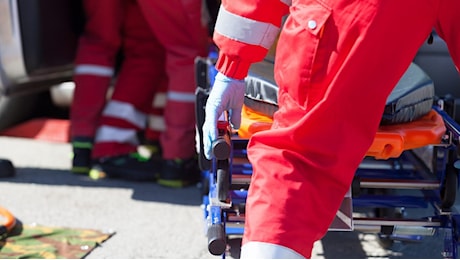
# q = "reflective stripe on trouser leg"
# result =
<box><xmin>145</xmin><ymin>91</ymin><xmax>167</xmax><ymax>141</ymax></box>
<box><xmin>92</xmin><ymin>100</ymin><xmax>147</xmax><ymax>158</ymax></box>
<box><xmin>92</xmin><ymin>125</ymin><xmax>141</xmax><ymax>158</ymax></box>
<box><xmin>146</xmin><ymin>114</ymin><xmax>166</xmax><ymax>140</ymax></box>
<box><xmin>241</xmin><ymin>242</ymin><xmax>304</xmax><ymax>259</ymax></box>
<box><xmin>102</xmin><ymin>100</ymin><xmax>147</xmax><ymax>129</ymax></box>
<box><xmin>94</xmin><ymin>125</ymin><xmax>140</xmax><ymax>145</ymax></box>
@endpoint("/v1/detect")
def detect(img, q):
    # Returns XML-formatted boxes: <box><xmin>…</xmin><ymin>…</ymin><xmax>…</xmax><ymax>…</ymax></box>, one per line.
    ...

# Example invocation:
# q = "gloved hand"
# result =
<box><xmin>203</xmin><ymin>72</ymin><xmax>246</xmax><ymax>160</ymax></box>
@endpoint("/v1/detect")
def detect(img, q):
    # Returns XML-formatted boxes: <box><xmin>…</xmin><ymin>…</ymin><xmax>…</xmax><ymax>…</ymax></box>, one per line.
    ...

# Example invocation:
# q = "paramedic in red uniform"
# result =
<box><xmin>130</xmin><ymin>0</ymin><xmax>209</xmax><ymax>187</ymax></box>
<box><xmin>203</xmin><ymin>0</ymin><xmax>460</xmax><ymax>258</ymax></box>
<box><xmin>70</xmin><ymin>0</ymin><xmax>167</xmax><ymax>181</ymax></box>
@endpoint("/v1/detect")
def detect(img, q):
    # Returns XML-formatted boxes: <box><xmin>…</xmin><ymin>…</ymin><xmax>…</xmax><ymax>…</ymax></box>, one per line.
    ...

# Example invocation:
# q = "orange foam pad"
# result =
<box><xmin>0</xmin><ymin>118</ymin><xmax>70</xmax><ymax>143</ymax></box>
<box><xmin>238</xmin><ymin>106</ymin><xmax>446</xmax><ymax>160</ymax></box>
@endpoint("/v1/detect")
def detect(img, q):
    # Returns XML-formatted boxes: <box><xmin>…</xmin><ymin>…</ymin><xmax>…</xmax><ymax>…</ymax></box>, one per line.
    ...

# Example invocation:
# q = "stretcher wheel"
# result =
<box><xmin>440</xmin><ymin>163</ymin><xmax>458</xmax><ymax>209</ymax></box>
<box><xmin>217</xmin><ymin>160</ymin><xmax>230</xmax><ymax>202</ymax></box>
<box><xmin>0</xmin><ymin>159</ymin><xmax>14</xmax><ymax>178</ymax></box>
<box><xmin>207</xmin><ymin>223</ymin><xmax>226</xmax><ymax>255</ymax></box>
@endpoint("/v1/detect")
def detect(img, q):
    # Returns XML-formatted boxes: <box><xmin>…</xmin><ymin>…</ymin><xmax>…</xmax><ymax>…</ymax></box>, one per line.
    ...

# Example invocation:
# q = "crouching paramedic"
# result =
<box><xmin>203</xmin><ymin>0</ymin><xmax>460</xmax><ymax>258</ymax></box>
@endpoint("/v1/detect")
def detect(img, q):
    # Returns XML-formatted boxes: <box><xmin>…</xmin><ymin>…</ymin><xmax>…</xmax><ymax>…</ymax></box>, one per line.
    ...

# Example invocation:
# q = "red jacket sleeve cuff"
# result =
<box><xmin>215</xmin><ymin>53</ymin><xmax>252</xmax><ymax>80</ymax></box>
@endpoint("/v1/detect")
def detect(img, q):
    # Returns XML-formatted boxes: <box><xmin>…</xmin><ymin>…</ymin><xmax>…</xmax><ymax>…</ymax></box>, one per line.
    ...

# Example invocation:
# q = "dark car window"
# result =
<box><xmin>18</xmin><ymin>0</ymin><xmax>84</xmax><ymax>75</ymax></box>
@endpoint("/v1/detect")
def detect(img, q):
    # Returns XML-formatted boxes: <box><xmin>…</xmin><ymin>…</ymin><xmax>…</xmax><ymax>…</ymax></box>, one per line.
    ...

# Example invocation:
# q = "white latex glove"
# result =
<box><xmin>203</xmin><ymin>72</ymin><xmax>245</xmax><ymax>160</ymax></box>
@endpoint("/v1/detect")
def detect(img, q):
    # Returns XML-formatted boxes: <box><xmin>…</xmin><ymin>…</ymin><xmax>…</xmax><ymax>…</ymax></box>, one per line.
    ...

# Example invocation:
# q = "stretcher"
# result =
<box><xmin>195</xmin><ymin>56</ymin><xmax>460</xmax><ymax>258</ymax></box>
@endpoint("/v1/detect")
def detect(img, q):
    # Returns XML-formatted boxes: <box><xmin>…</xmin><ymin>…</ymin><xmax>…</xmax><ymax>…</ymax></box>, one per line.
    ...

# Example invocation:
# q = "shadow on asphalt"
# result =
<box><xmin>1</xmin><ymin>167</ymin><xmax>203</xmax><ymax>206</ymax></box>
<box><xmin>1</xmin><ymin>167</ymin><xmax>447</xmax><ymax>259</ymax></box>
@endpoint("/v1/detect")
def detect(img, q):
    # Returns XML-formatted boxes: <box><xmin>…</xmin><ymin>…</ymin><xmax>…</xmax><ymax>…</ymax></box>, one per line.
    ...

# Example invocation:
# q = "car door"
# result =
<box><xmin>0</xmin><ymin>0</ymin><xmax>83</xmax><ymax>130</ymax></box>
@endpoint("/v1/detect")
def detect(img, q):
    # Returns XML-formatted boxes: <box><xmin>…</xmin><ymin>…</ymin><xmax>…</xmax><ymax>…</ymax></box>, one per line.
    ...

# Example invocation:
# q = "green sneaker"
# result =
<box><xmin>157</xmin><ymin>157</ymin><xmax>201</xmax><ymax>188</ymax></box>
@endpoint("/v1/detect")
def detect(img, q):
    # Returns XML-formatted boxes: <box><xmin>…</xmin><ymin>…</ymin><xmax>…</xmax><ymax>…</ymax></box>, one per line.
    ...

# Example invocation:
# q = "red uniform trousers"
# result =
<box><xmin>91</xmin><ymin>0</ymin><xmax>167</xmax><ymax>159</ymax></box>
<box><xmin>243</xmin><ymin>0</ymin><xmax>460</xmax><ymax>257</ymax></box>
<box><xmin>137</xmin><ymin>0</ymin><xmax>209</xmax><ymax>160</ymax></box>
<box><xmin>70</xmin><ymin>0</ymin><xmax>124</xmax><ymax>139</ymax></box>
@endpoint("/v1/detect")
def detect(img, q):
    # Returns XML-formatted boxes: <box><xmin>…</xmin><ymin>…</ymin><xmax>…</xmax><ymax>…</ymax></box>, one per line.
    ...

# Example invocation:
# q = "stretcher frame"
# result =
<box><xmin>195</xmin><ymin>57</ymin><xmax>460</xmax><ymax>258</ymax></box>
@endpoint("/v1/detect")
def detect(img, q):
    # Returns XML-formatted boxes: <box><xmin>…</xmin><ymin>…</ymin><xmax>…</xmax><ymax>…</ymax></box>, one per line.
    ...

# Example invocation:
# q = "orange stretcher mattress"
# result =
<box><xmin>238</xmin><ymin>105</ymin><xmax>446</xmax><ymax>160</ymax></box>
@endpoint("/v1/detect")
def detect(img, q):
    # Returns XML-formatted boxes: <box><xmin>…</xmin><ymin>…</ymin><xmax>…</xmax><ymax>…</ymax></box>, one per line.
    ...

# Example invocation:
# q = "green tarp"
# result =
<box><xmin>0</xmin><ymin>224</ymin><xmax>114</xmax><ymax>259</ymax></box>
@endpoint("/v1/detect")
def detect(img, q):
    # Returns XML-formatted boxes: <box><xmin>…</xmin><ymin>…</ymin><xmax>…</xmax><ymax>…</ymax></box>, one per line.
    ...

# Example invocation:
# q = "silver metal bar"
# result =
<box><xmin>359</xmin><ymin>179</ymin><xmax>439</xmax><ymax>189</ymax></box>
<box><xmin>353</xmin><ymin>218</ymin><xmax>441</xmax><ymax>227</ymax></box>
<box><xmin>225</xmin><ymin>218</ymin><xmax>441</xmax><ymax>236</ymax></box>
<box><xmin>359</xmin><ymin>160</ymin><xmax>416</xmax><ymax>170</ymax></box>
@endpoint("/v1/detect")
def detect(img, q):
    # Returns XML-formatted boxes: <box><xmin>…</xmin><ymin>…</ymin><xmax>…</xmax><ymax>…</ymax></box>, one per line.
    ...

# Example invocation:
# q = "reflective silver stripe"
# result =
<box><xmin>74</xmin><ymin>64</ymin><xmax>114</xmax><ymax>77</ymax></box>
<box><xmin>167</xmin><ymin>91</ymin><xmax>196</xmax><ymax>103</ymax></box>
<box><xmin>94</xmin><ymin>125</ymin><xmax>139</xmax><ymax>145</ymax></box>
<box><xmin>215</xmin><ymin>6</ymin><xmax>280</xmax><ymax>49</ymax></box>
<box><xmin>241</xmin><ymin>242</ymin><xmax>305</xmax><ymax>259</ymax></box>
<box><xmin>280</xmin><ymin>0</ymin><xmax>292</xmax><ymax>6</ymax></box>
<box><xmin>148</xmin><ymin>115</ymin><xmax>166</xmax><ymax>132</ymax></box>
<box><xmin>102</xmin><ymin>100</ymin><xmax>146</xmax><ymax>129</ymax></box>
<box><xmin>152</xmin><ymin>93</ymin><xmax>167</xmax><ymax>108</ymax></box>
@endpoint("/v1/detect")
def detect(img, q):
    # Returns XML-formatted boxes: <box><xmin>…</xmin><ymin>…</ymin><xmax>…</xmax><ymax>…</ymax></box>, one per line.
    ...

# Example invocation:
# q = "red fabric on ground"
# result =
<box><xmin>0</xmin><ymin>118</ymin><xmax>70</xmax><ymax>143</ymax></box>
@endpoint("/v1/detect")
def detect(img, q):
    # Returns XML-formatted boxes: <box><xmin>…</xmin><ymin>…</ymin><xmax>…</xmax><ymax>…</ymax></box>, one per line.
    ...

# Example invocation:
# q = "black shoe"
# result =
<box><xmin>93</xmin><ymin>152</ymin><xmax>160</xmax><ymax>182</ymax></box>
<box><xmin>157</xmin><ymin>157</ymin><xmax>201</xmax><ymax>188</ymax></box>
<box><xmin>71</xmin><ymin>137</ymin><xmax>93</xmax><ymax>175</ymax></box>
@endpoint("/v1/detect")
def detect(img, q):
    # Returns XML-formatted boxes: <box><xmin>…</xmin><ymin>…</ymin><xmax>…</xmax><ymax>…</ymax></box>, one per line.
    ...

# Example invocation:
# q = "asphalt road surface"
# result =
<box><xmin>0</xmin><ymin>136</ymin><xmax>452</xmax><ymax>258</ymax></box>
